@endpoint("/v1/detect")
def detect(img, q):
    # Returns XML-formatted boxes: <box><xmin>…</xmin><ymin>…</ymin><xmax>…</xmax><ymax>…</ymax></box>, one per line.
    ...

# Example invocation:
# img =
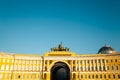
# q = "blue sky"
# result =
<box><xmin>0</xmin><ymin>0</ymin><xmax>120</xmax><ymax>54</ymax></box>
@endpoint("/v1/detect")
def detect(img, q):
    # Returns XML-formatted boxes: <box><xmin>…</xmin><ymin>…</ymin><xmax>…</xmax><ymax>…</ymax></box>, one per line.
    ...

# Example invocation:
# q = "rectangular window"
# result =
<box><xmin>99</xmin><ymin>66</ymin><xmax>102</xmax><ymax>71</ymax></box>
<box><xmin>100</xmin><ymin>74</ymin><xmax>102</xmax><ymax>78</ymax></box>
<box><xmin>102</xmin><ymin>59</ymin><xmax>104</xmax><ymax>63</ymax></box>
<box><xmin>88</xmin><ymin>60</ymin><xmax>89</xmax><ymax>64</ymax></box>
<box><xmin>104</xmin><ymin>74</ymin><xmax>106</xmax><ymax>78</ymax></box>
<box><xmin>81</xmin><ymin>75</ymin><xmax>83</xmax><ymax>79</ymax></box>
<box><xmin>116</xmin><ymin>65</ymin><xmax>118</xmax><ymax>70</ymax></box>
<box><xmin>98</xmin><ymin>59</ymin><xmax>100</xmax><ymax>63</ymax></box>
<box><xmin>95</xmin><ymin>60</ymin><xmax>97</xmax><ymax>63</ymax></box>
<box><xmin>96</xmin><ymin>75</ymin><xmax>98</xmax><ymax>78</ymax></box>
<box><xmin>73</xmin><ymin>61</ymin><xmax>75</xmax><ymax>64</ymax></box>
<box><xmin>92</xmin><ymin>66</ymin><xmax>94</xmax><ymax>71</ymax></box>
<box><xmin>106</xmin><ymin>60</ymin><xmax>108</xmax><ymax>63</ymax></box>
<box><xmin>111</xmin><ymin>59</ymin><xmax>112</xmax><ymax>62</ymax></box>
<box><xmin>91</xmin><ymin>60</ymin><xmax>93</xmax><ymax>63</ymax></box>
<box><xmin>113</xmin><ymin>74</ymin><xmax>115</xmax><ymax>78</ymax></box>
<box><xmin>107</xmin><ymin>66</ymin><xmax>109</xmax><ymax>70</ymax></box>
<box><xmin>112</xmin><ymin>66</ymin><xmax>114</xmax><ymax>70</ymax></box>
<box><xmin>109</xmin><ymin>74</ymin><xmax>111</xmax><ymax>78</ymax></box>
<box><xmin>73</xmin><ymin>74</ymin><xmax>75</xmax><ymax>79</ymax></box>
<box><xmin>92</xmin><ymin>75</ymin><xmax>94</xmax><ymax>78</ymax></box>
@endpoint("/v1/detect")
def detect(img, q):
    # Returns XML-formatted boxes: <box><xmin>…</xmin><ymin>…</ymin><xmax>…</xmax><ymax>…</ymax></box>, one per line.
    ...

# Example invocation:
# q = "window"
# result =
<box><xmin>95</xmin><ymin>60</ymin><xmax>97</xmax><ymax>63</ymax></box>
<box><xmin>102</xmin><ymin>59</ymin><xmax>104</xmax><ymax>63</ymax></box>
<box><xmin>118</xmin><ymin>74</ymin><xmax>120</xmax><ymax>79</ymax></box>
<box><xmin>73</xmin><ymin>61</ymin><xmax>75</xmax><ymax>64</ymax></box>
<box><xmin>88</xmin><ymin>75</ymin><xmax>90</xmax><ymax>78</ymax></box>
<box><xmin>104</xmin><ymin>74</ymin><xmax>106</xmax><ymax>78</ymax></box>
<box><xmin>18</xmin><ymin>75</ymin><xmax>20</xmax><ymax>79</ymax></box>
<box><xmin>112</xmin><ymin>66</ymin><xmax>114</xmax><ymax>70</ymax></box>
<box><xmin>108</xmin><ymin>74</ymin><xmax>111</xmax><ymax>78</ymax></box>
<box><xmin>81</xmin><ymin>75</ymin><xmax>83</xmax><ymax>79</ymax></box>
<box><xmin>73</xmin><ymin>74</ymin><xmax>75</xmax><ymax>79</ymax></box>
<box><xmin>88</xmin><ymin>60</ymin><xmax>89</xmax><ymax>63</ymax></box>
<box><xmin>91</xmin><ymin>60</ymin><xmax>93</xmax><ymax>63</ymax></box>
<box><xmin>103</xmin><ymin>66</ymin><xmax>105</xmax><ymax>71</ymax></box>
<box><xmin>100</xmin><ymin>74</ymin><xmax>102</xmax><ymax>78</ymax></box>
<box><xmin>116</xmin><ymin>65</ymin><xmax>118</xmax><ymax>70</ymax></box>
<box><xmin>73</xmin><ymin>66</ymin><xmax>75</xmax><ymax>71</ymax></box>
<box><xmin>92</xmin><ymin>75</ymin><xmax>94</xmax><ymax>78</ymax></box>
<box><xmin>49</xmin><ymin>60</ymin><xmax>52</xmax><ymax>64</ymax></box>
<box><xmin>99</xmin><ymin>66</ymin><xmax>101</xmax><ymax>71</ymax></box>
<box><xmin>106</xmin><ymin>60</ymin><xmax>108</xmax><ymax>63</ymax></box>
<box><xmin>115</xmin><ymin>59</ymin><xmax>117</xmax><ymax>62</ymax></box>
<box><xmin>111</xmin><ymin>59</ymin><xmax>112</xmax><ymax>62</ymax></box>
<box><xmin>45</xmin><ymin>66</ymin><xmax>47</xmax><ymax>71</ymax></box>
<box><xmin>80</xmin><ymin>61</ymin><xmax>82</xmax><ymax>64</ymax></box>
<box><xmin>107</xmin><ymin>66</ymin><xmax>109</xmax><ymax>70</ymax></box>
<box><xmin>96</xmin><ymin>75</ymin><xmax>98</xmax><ymax>78</ymax></box>
<box><xmin>44</xmin><ymin>74</ymin><xmax>46</xmax><ymax>79</ymax></box>
<box><xmin>96</xmin><ymin>66</ymin><xmax>97</xmax><ymax>71</ymax></box>
<box><xmin>68</xmin><ymin>60</ymin><xmax>71</xmax><ymax>64</ymax></box>
<box><xmin>113</xmin><ymin>74</ymin><xmax>115</xmax><ymax>78</ymax></box>
<box><xmin>98</xmin><ymin>59</ymin><xmax>100</xmax><ymax>63</ymax></box>
<box><xmin>45</xmin><ymin>61</ymin><xmax>47</xmax><ymax>64</ymax></box>
<box><xmin>92</xmin><ymin>66</ymin><xmax>94</xmax><ymax>71</ymax></box>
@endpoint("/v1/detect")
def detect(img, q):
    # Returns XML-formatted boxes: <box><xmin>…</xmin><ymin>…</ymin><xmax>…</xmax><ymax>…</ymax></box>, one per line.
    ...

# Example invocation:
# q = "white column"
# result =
<box><xmin>105</xmin><ymin>59</ymin><xmax>107</xmax><ymax>71</ymax></box>
<box><xmin>97</xmin><ymin>60</ymin><xmax>99</xmax><ymax>71</ymax></box>
<box><xmin>79</xmin><ymin>60</ymin><xmax>80</xmax><ymax>71</ymax></box>
<box><xmin>90</xmin><ymin>60</ymin><xmax>91</xmax><ymax>71</ymax></box>
<box><xmin>71</xmin><ymin>60</ymin><xmax>73</xmax><ymax>71</ymax></box>
<box><xmin>101</xmin><ymin>59</ymin><xmax>102</xmax><ymax>71</ymax></box>
<box><xmin>75</xmin><ymin>60</ymin><xmax>77</xmax><ymax>71</ymax></box>
<box><xmin>83</xmin><ymin>60</ymin><xmax>85</xmax><ymax>71</ymax></box>
<box><xmin>93</xmin><ymin>60</ymin><xmax>95</xmax><ymax>71</ymax></box>
<box><xmin>47</xmin><ymin>60</ymin><xmax>49</xmax><ymax>71</ymax></box>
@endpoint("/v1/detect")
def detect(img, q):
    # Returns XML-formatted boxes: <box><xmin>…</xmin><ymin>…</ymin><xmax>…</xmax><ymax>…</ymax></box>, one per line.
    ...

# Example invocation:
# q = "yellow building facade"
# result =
<box><xmin>0</xmin><ymin>44</ymin><xmax>120</xmax><ymax>80</ymax></box>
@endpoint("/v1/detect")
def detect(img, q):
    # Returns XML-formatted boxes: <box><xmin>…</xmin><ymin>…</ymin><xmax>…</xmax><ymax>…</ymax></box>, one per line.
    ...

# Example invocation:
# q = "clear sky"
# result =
<box><xmin>0</xmin><ymin>0</ymin><xmax>120</xmax><ymax>54</ymax></box>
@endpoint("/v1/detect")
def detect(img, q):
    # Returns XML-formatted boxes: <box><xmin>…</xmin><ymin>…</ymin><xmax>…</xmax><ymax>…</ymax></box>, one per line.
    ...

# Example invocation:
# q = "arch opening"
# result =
<box><xmin>50</xmin><ymin>62</ymin><xmax>70</xmax><ymax>80</ymax></box>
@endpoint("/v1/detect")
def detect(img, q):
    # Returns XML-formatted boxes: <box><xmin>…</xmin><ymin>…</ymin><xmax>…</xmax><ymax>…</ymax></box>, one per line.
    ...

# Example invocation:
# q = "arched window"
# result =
<box><xmin>113</xmin><ymin>74</ymin><xmax>115</xmax><ymax>79</ymax></box>
<box><xmin>108</xmin><ymin>74</ymin><xmax>111</xmax><ymax>78</ymax></box>
<box><xmin>44</xmin><ymin>73</ymin><xmax>47</xmax><ymax>79</ymax></box>
<box><xmin>112</xmin><ymin>66</ymin><xmax>114</xmax><ymax>70</ymax></box>
<box><xmin>81</xmin><ymin>75</ymin><xmax>83</xmax><ymax>79</ymax></box>
<box><xmin>118</xmin><ymin>74</ymin><xmax>120</xmax><ymax>79</ymax></box>
<box><xmin>18</xmin><ymin>75</ymin><xmax>20</xmax><ymax>79</ymax></box>
<box><xmin>104</xmin><ymin>74</ymin><xmax>106</xmax><ymax>78</ymax></box>
<box><xmin>88</xmin><ymin>75</ymin><xmax>90</xmax><ymax>78</ymax></box>
<box><xmin>92</xmin><ymin>75</ymin><xmax>94</xmax><ymax>78</ymax></box>
<box><xmin>100</xmin><ymin>74</ymin><xmax>102</xmax><ymax>78</ymax></box>
<box><xmin>96</xmin><ymin>75</ymin><xmax>98</xmax><ymax>78</ymax></box>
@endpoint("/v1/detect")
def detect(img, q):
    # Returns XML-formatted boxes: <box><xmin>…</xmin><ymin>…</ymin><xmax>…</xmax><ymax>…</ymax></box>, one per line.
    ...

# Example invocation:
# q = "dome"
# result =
<box><xmin>98</xmin><ymin>45</ymin><xmax>115</xmax><ymax>54</ymax></box>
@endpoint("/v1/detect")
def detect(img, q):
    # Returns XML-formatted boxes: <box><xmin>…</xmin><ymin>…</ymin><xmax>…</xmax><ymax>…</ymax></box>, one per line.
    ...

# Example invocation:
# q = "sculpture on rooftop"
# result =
<box><xmin>51</xmin><ymin>43</ymin><xmax>69</xmax><ymax>51</ymax></box>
